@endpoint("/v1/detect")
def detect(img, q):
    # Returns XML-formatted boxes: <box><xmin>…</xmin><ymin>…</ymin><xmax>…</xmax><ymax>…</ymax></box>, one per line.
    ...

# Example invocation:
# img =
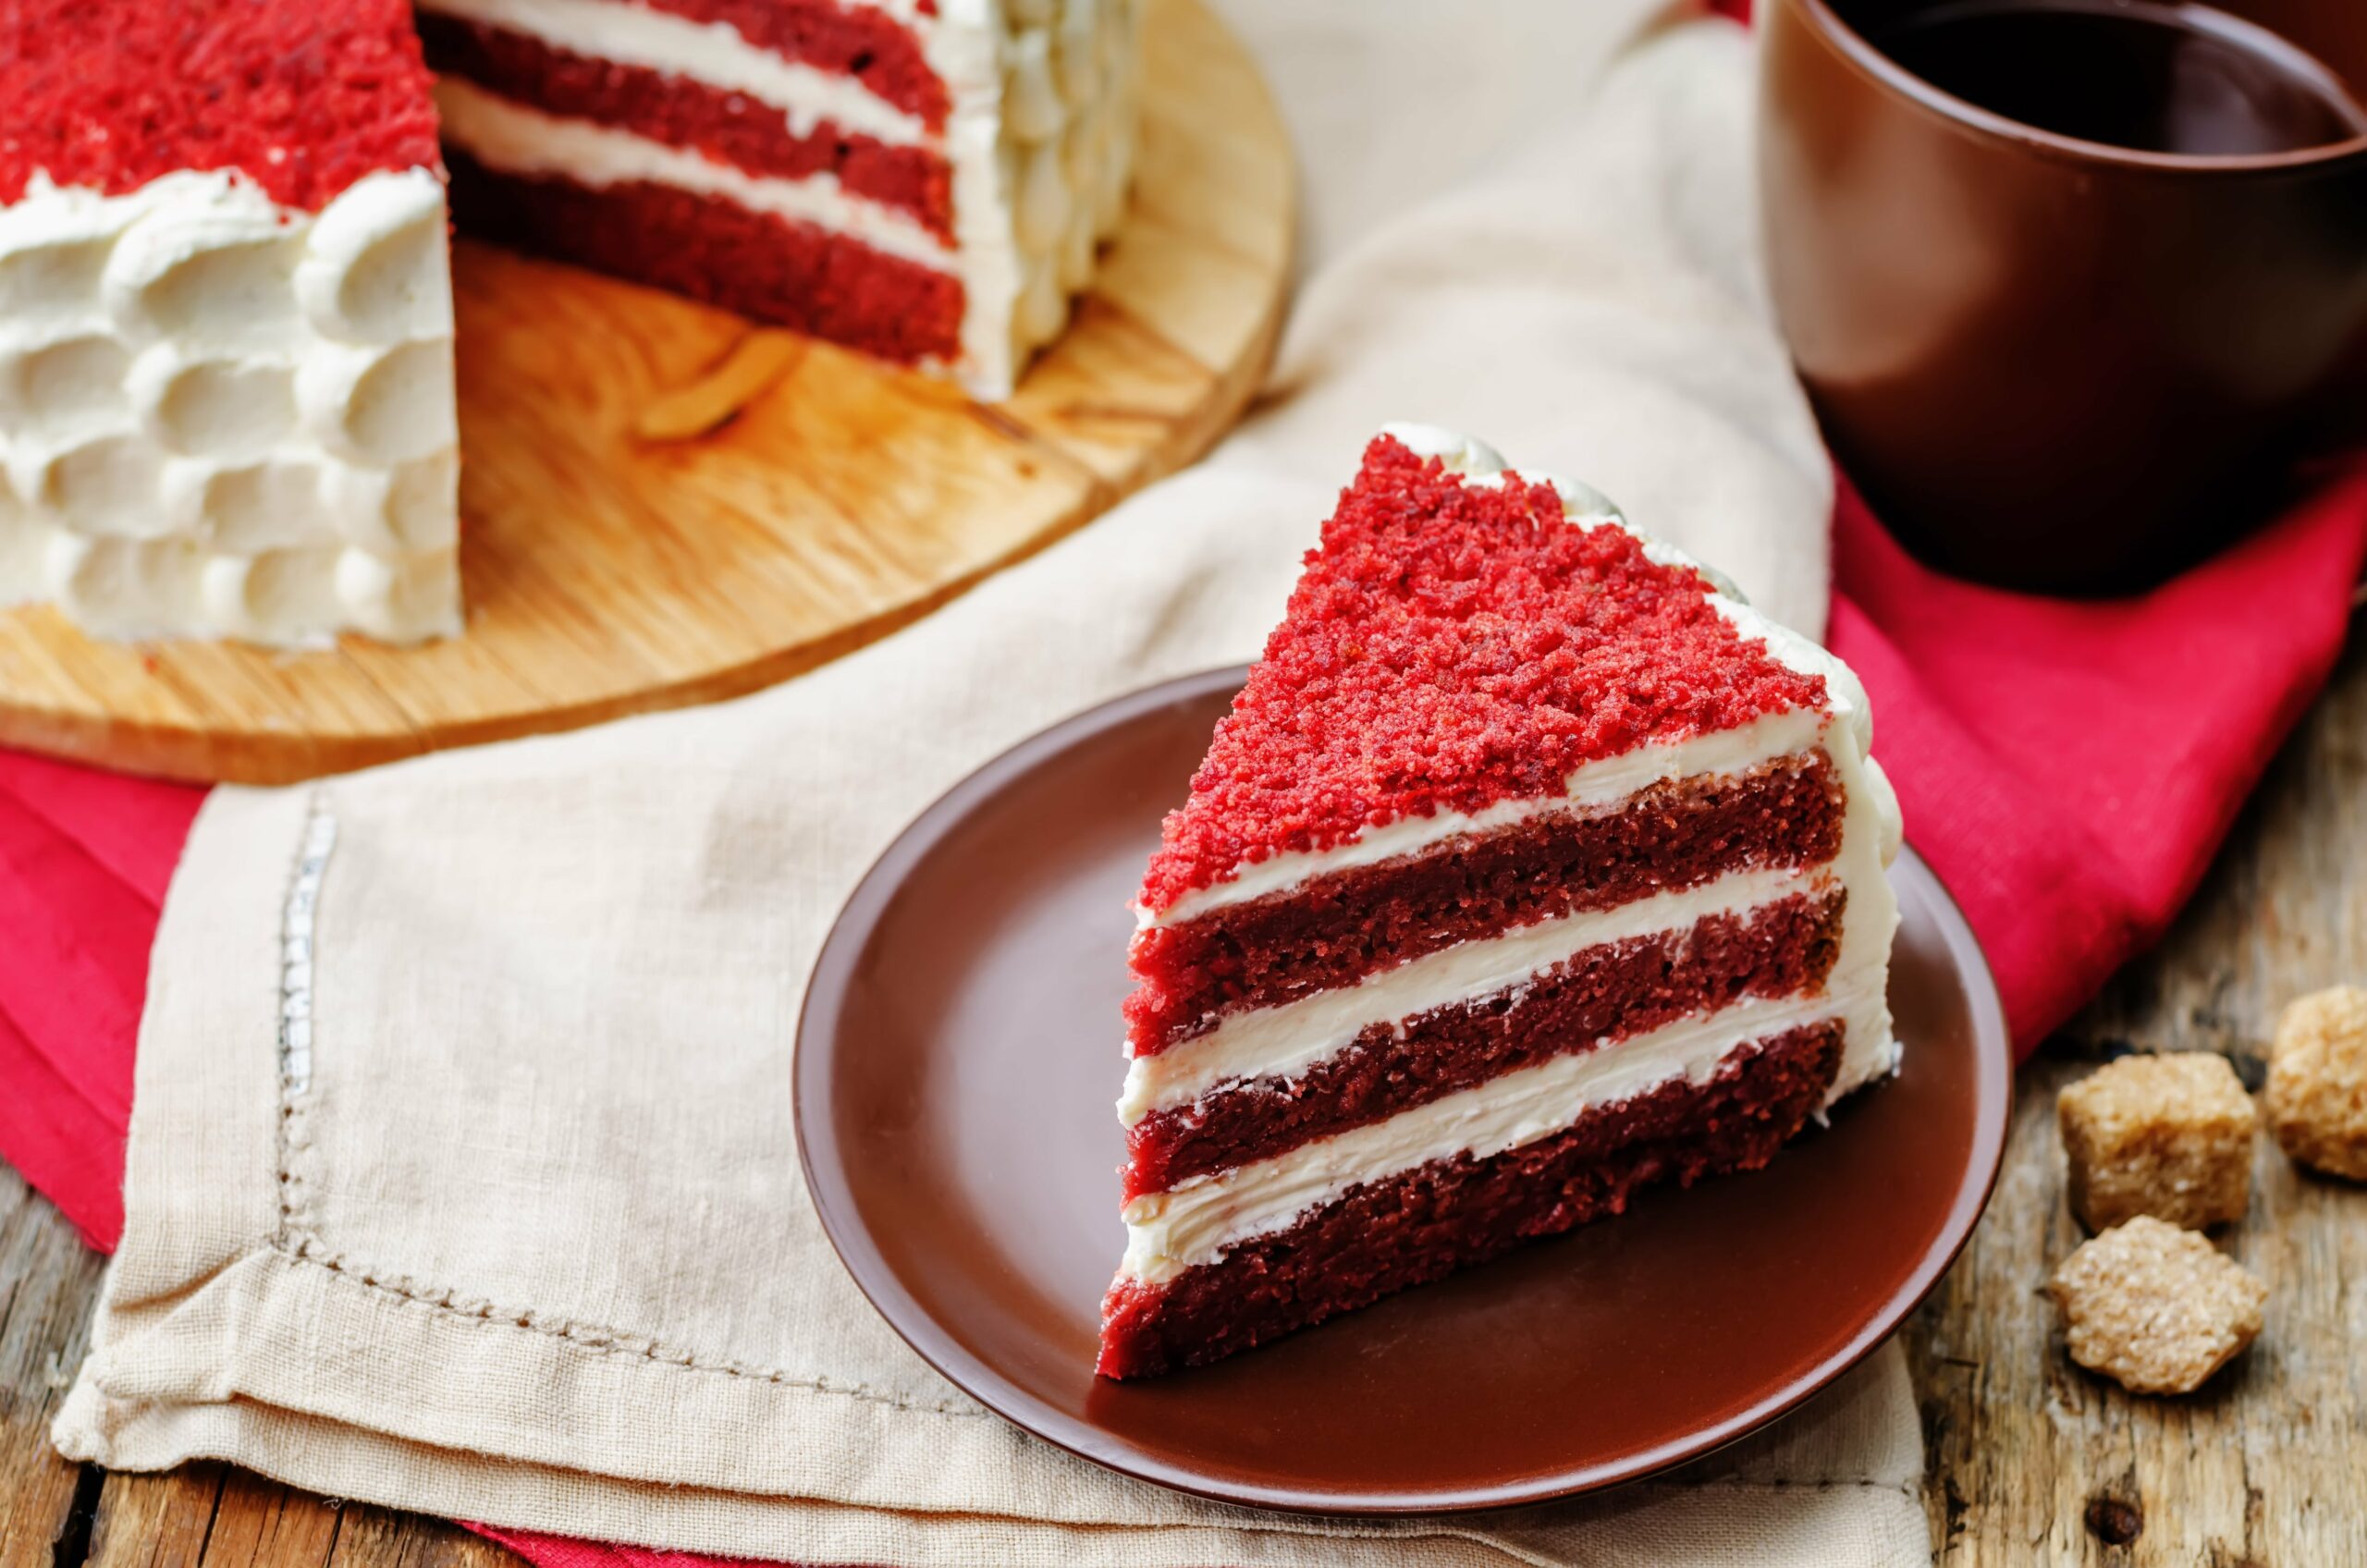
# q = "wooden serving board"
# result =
<box><xmin>0</xmin><ymin>0</ymin><xmax>1292</xmax><ymax>785</ymax></box>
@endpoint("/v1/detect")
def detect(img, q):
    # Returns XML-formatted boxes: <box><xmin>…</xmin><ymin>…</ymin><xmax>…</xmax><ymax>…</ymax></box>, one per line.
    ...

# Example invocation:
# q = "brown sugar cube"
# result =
<box><xmin>2049</xmin><ymin>1216</ymin><xmax>2267</xmax><ymax>1395</ymax></box>
<box><xmin>2264</xmin><ymin>986</ymin><xmax>2367</xmax><ymax>1180</ymax></box>
<box><xmin>2056</xmin><ymin>1053</ymin><xmax>2255</xmax><ymax>1231</ymax></box>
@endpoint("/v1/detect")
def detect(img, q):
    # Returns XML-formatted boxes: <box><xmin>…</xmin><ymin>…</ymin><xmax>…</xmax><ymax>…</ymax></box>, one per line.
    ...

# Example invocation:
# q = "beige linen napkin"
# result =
<box><xmin>58</xmin><ymin>5</ymin><xmax>1929</xmax><ymax>1562</ymax></box>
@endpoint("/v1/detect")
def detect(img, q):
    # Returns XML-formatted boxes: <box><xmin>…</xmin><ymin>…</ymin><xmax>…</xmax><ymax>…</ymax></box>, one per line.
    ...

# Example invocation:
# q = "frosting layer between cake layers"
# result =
<box><xmin>1119</xmin><ymin>721</ymin><xmax>1898</xmax><ymax>1285</ymax></box>
<box><xmin>420</xmin><ymin>0</ymin><xmax>1141</xmax><ymax>398</ymax></box>
<box><xmin>1110</xmin><ymin>428</ymin><xmax>1904</xmax><ymax>1338</ymax></box>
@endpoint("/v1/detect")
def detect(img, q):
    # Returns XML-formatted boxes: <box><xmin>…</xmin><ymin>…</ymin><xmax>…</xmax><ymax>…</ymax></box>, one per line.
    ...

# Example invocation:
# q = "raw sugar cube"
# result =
<box><xmin>2057</xmin><ymin>1053</ymin><xmax>2255</xmax><ymax>1231</ymax></box>
<box><xmin>2263</xmin><ymin>986</ymin><xmax>2367</xmax><ymax>1180</ymax></box>
<box><xmin>2049</xmin><ymin>1216</ymin><xmax>2267</xmax><ymax>1395</ymax></box>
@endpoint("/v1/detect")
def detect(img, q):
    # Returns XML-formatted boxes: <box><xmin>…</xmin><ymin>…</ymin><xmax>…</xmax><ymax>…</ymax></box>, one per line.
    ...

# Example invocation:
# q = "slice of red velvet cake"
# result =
<box><xmin>416</xmin><ymin>0</ymin><xmax>1141</xmax><ymax>398</ymax></box>
<box><xmin>1098</xmin><ymin>426</ymin><xmax>1904</xmax><ymax>1378</ymax></box>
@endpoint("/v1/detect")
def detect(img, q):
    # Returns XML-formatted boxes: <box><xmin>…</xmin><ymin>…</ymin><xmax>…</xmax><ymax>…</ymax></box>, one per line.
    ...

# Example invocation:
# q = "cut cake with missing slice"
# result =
<box><xmin>1098</xmin><ymin>425</ymin><xmax>1904</xmax><ymax>1378</ymax></box>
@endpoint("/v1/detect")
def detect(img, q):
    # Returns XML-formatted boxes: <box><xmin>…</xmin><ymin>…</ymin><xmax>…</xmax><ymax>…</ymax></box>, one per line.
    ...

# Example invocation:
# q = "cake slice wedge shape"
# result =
<box><xmin>1098</xmin><ymin>426</ymin><xmax>1904</xmax><ymax>1379</ymax></box>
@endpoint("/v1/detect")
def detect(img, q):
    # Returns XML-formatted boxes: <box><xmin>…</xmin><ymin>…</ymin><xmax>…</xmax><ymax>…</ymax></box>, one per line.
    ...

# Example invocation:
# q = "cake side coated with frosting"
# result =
<box><xmin>0</xmin><ymin>0</ymin><xmax>460</xmax><ymax>646</ymax></box>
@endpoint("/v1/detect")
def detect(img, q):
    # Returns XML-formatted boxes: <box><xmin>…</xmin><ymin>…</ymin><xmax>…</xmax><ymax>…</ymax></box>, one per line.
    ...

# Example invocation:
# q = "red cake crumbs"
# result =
<box><xmin>0</xmin><ymin>0</ymin><xmax>440</xmax><ymax>212</ymax></box>
<box><xmin>635</xmin><ymin>0</ymin><xmax>950</xmax><ymax>130</ymax></box>
<box><xmin>1135</xmin><ymin>436</ymin><xmax>1829</xmax><ymax>913</ymax></box>
<box><xmin>422</xmin><ymin>16</ymin><xmax>955</xmax><ymax>240</ymax></box>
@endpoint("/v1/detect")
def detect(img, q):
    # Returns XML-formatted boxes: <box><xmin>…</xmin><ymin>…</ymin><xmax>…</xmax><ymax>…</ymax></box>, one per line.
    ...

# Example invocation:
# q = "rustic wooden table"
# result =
<box><xmin>6</xmin><ymin>632</ymin><xmax>2364</xmax><ymax>1568</ymax></box>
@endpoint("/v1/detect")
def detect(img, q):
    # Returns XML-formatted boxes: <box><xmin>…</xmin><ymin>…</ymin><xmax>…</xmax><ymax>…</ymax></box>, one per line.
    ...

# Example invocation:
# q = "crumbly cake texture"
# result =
<box><xmin>1123</xmin><ymin>892</ymin><xmax>1845</xmax><ymax>1199</ymax></box>
<box><xmin>2057</xmin><ymin>1054</ymin><xmax>2256</xmax><ymax>1231</ymax></box>
<box><xmin>1101</xmin><ymin>1023</ymin><xmax>1844</xmax><ymax>1379</ymax></box>
<box><xmin>1100</xmin><ymin>428</ymin><xmax>1899</xmax><ymax>1379</ymax></box>
<box><xmin>1134</xmin><ymin>435</ymin><xmax>1829</xmax><ymax>914</ymax></box>
<box><xmin>416</xmin><ymin>15</ymin><xmax>956</xmax><ymax>238</ymax></box>
<box><xmin>444</xmin><ymin>151</ymin><xmax>966</xmax><ymax>365</ymax></box>
<box><xmin>0</xmin><ymin>0</ymin><xmax>440</xmax><ymax>211</ymax></box>
<box><xmin>2264</xmin><ymin>986</ymin><xmax>2367</xmax><ymax>1180</ymax></box>
<box><xmin>1126</xmin><ymin>754</ymin><xmax>1843</xmax><ymax>1053</ymax></box>
<box><xmin>2050</xmin><ymin>1217</ymin><xmax>2267</xmax><ymax>1395</ymax></box>
<box><xmin>635</xmin><ymin>0</ymin><xmax>952</xmax><ymax>124</ymax></box>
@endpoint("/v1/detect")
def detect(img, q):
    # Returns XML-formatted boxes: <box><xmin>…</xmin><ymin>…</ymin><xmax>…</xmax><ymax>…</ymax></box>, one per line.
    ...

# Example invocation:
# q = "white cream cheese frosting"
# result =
<box><xmin>1119</xmin><ymin>721</ymin><xmax>1898</xmax><ymax>1284</ymax></box>
<box><xmin>433</xmin><ymin>84</ymin><xmax>956</xmax><ymax>270</ymax></box>
<box><xmin>0</xmin><ymin>168</ymin><xmax>460</xmax><ymax>644</ymax></box>
<box><xmin>421</xmin><ymin>0</ymin><xmax>937</xmax><ymax>146</ymax></box>
<box><xmin>1141</xmin><ymin>706</ymin><xmax>1831</xmax><ymax>928</ymax></box>
<box><xmin>1121</xmin><ymin>980</ymin><xmax>1891</xmax><ymax>1286</ymax></box>
<box><xmin>1122</xmin><ymin>854</ymin><xmax>1837</xmax><ymax>1123</ymax></box>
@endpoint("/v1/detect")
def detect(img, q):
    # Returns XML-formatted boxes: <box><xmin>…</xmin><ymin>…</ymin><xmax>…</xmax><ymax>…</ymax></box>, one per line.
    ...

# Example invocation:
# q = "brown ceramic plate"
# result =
<box><xmin>796</xmin><ymin>666</ymin><xmax>2011</xmax><ymax>1513</ymax></box>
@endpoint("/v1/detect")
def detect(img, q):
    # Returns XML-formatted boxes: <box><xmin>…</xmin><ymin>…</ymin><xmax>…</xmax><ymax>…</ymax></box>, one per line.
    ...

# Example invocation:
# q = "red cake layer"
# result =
<box><xmin>1098</xmin><ymin>1022</ymin><xmax>1845</xmax><ymax>1378</ymax></box>
<box><xmin>0</xmin><ymin>0</ymin><xmax>440</xmax><ymax>211</ymax></box>
<box><xmin>1125</xmin><ymin>753</ymin><xmax>1841</xmax><ymax>1054</ymax></box>
<box><xmin>1123</xmin><ymin>890</ymin><xmax>1845</xmax><ymax>1200</ymax></box>
<box><xmin>1137</xmin><ymin>435</ymin><xmax>1830</xmax><ymax>913</ymax></box>
<box><xmin>420</xmin><ymin>17</ymin><xmax>954</xmax><ymax>240</ymax></box>
<box><xmin>446</xmin><ymin>152</ymin><xmax>963</xmax><ymax>364</ymax></box>
<box><xmin>633</xmin><ymin>0</ymin><xmax>948</xmax><ymax>129</ymax></box>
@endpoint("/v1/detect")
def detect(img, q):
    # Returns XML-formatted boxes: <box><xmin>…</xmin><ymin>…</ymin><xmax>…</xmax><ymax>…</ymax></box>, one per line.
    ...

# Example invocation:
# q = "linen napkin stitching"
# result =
<box><xmin>277</xmin><ymin>798</ymin><xmax>337</xmax><ymax>1097</ymax></box>
<box><xmin>282</xmin><ymin>1244</ymin><xmax>995</xmax><ymax>1419</ymax></box>
<box><xmin>261</xmin><ymin>790</ymin><xmax>987</xmax><ymax>1422</ymax></box>
<box><xmin>274</xmin><ymin>792</ymin><xmax>334</xmax><ymax>1246</ymax></box>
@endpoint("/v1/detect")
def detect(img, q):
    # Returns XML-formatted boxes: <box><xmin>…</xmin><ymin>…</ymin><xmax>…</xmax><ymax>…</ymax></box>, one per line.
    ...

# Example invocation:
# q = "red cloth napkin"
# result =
<box><xmin>1831</xmin><ymin>465</ymin><xmax>2367</xmax><ymax>1044</ymax></box>
<box><xmin>0</xmin><ymin>754</ymin><xmax>200</xmax><ymax>1249</ymax></box>
<box><xmin>472</xmin><ymin>1528</ymin><xmax>760</xmax><ymax>1568</ymax></box>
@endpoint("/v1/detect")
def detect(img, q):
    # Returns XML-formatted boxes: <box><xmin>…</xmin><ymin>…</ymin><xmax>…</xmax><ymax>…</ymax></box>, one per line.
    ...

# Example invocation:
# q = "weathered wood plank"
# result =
<box><xmin>0</xmin><ymin>1165</ymin><xmax>105</xmax><ymax>1568</ymax></box>
<box><xmin>0</xmin><ymin>1170</ymin><xmax>522</xmax><ymax>1568</ymax></box>
<box><xmin>1909</xmin><ymin>630</ymin><xmax>2367</xmax><ymax>1565</ymax></box>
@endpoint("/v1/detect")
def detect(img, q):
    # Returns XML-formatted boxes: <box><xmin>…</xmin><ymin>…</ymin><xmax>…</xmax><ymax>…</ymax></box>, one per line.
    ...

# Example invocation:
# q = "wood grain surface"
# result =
<box><xmin>0</xmin><ymin>0</ymin><xmax>1293</xmax><ymax>787</ymax></box>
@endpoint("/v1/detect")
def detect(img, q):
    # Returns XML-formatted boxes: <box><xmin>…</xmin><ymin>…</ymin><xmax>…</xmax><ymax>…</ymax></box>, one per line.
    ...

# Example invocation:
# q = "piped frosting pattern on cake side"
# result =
<box><xmin>0</xmin><ymin>169</ymin><xmax>460</xmax><ymax>644</ymax></box>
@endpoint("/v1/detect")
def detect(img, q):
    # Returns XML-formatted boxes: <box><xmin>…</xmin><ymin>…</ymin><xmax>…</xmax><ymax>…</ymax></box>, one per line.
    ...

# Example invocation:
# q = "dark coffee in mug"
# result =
<box><xmin>1873</xmin><ymin>0</ymin><xmax>2367</xmax><ymax>157</ymax></box>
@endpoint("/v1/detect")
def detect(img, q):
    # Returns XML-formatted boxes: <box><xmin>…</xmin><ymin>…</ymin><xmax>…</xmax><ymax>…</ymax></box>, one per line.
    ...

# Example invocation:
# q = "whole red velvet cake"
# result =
<box><xmin>0</xmin><ymin>0</ymin><xmax>1140</xmax><ymax>647</ymax></box>
<box><xmin>1098</xmin><ymin>426</ymin><xmax>1907</xmax><ymax>1378</ymax></box>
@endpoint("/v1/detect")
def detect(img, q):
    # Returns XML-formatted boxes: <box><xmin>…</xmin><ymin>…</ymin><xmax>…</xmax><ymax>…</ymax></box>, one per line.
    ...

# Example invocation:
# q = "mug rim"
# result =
<box><xmin>1789</xmin><ymin>0</ymin><xmax>2367</xmax><ymax>174</ymax></box>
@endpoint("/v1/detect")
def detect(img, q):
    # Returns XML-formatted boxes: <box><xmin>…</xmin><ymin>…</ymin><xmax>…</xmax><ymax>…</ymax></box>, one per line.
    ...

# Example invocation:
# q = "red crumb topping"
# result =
<box><xmin>1136</xmin><ymin>436</ymin><xmax>1829</xmax><ymax>912</ymax></box>
<box><xmin>0</xmin><ymin>0</ymin><xmax>440</xmax><ymax>212</ymax></box>
<box><xmin>633</xmin><ymin>0</ymin><xmax>950</xmax><ymax>130</ymax></box>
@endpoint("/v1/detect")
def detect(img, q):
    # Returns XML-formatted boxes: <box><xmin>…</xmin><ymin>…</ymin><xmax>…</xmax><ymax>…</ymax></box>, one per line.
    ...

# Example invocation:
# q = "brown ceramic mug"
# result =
<box><xmin>1760</xmin><ymin>0</ymin><xmax>2367</xmax><ymax>594</ymax></box>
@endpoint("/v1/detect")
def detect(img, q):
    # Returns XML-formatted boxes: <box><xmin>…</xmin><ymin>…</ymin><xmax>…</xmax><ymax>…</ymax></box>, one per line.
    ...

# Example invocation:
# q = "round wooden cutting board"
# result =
<box><xmin>0</xmin><ymin>0</ymin><xmax>1292</xmax><ymax>785</ymax></box>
